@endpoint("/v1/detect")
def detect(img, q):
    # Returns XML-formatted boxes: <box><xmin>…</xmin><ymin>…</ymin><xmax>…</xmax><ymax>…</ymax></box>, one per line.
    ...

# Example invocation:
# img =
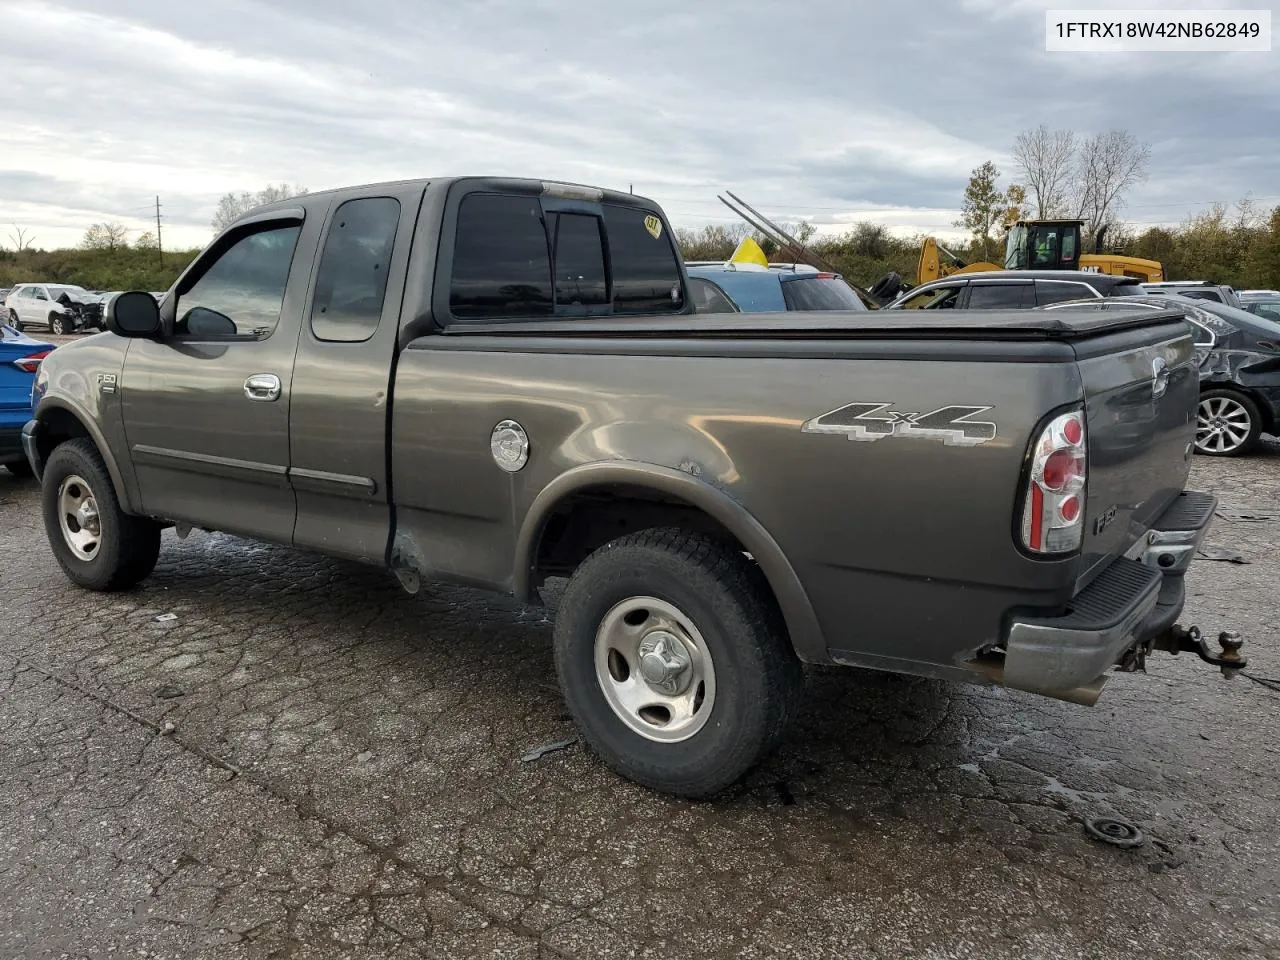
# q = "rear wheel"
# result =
<box><xmin>42</xmin><ymin>438</ymin><xmax>161</xmax><ymax>590</ymax></box>
<box><xmin>553</xmin><ymin>528</ymin><xmax>803</xmax><ymax>798</ymax></box>
<box><xmin>1196</xmin><ymin>389</ymin><xmax>1262</xmax><ymax>457</ymax></box>
<box><xmin>8</xmin><ymin>310</ymin><xmax>21</xmax><ymax>332</ymax></box>
<box><xmin>49</xmin><ymin>312</ymin><xmax>66</xmax><ymax>335</ymax></box>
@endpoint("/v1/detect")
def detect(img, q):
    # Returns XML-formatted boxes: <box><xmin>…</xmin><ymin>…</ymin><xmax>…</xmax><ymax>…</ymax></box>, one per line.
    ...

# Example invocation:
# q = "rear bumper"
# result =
<box><xmin>1001</xmin><ymin>491</ymin><xmax>1216</xmax><ymax>700</ymax></box>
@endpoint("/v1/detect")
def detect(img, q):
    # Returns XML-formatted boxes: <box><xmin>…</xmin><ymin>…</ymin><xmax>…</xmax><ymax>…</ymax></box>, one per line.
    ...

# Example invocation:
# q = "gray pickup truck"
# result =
<box><xmin>22</xmin><ymin>177</ymin><xmax>1244</xmax><ymax>797</ymax></box>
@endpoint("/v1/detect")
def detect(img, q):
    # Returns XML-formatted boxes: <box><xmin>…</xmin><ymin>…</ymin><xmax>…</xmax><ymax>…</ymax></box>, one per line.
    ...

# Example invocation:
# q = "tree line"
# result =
<box><xmin>4</xmin><ymin>169</ymin><xmax>1276</xmax><ymax>295</ymax></box>
<box><xmin>681</xmin><ymin>126</ymin><xmax>1278</xmax><ymax>292</ymax></box>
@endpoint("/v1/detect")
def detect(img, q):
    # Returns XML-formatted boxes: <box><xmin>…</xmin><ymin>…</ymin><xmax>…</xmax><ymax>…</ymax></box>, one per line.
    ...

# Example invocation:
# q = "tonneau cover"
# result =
<box><xmin>436</xmin><ymin>307</ymin><xmax>1190</xmax><ymax>342</ymax></box>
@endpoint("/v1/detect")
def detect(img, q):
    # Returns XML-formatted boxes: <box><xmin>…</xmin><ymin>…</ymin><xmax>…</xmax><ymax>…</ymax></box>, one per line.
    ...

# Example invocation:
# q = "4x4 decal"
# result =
<box><xmin>802</xmin><ymin>402</ymin><xmax>997</xmax><ymax>447</ymax></box>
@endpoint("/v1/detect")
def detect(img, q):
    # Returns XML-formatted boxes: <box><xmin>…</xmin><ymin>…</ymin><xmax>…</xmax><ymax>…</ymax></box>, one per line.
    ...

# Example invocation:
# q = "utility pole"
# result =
<box><xmin>154</xmin><ymin>195</ymin><xmax>163</xmax><ymax>267</ymax></box>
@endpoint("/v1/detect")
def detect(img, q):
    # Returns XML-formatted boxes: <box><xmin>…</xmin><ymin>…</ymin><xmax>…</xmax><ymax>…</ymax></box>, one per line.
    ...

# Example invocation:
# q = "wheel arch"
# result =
<box><xmin>31</xmin><ymin>399</ymin><xmax>138</xmax><ymax>513</ymax></box>
<box><xmin>515</xmin><ymin>461</ymin><xmax>826</xmax><ymax>663</ymax></box>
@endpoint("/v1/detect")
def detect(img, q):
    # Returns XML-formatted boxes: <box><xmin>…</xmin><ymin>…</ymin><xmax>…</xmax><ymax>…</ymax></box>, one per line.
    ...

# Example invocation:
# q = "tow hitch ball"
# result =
<box><xmin>1151</xmin><ymin>626</ymin><xmax>1247</xmax><ymax>676</ymax></box>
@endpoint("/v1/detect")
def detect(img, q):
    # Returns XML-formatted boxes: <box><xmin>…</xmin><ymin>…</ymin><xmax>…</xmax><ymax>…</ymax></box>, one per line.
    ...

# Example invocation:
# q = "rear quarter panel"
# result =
<box><xmin>391</xmin><ymin>337</ymin><xmax>1086</xmax><ymax>669</ymax></box>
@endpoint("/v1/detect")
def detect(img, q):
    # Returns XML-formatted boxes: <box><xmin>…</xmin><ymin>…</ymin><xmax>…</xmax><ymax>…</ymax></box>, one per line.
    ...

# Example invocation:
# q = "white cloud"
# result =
<box><xmin>0</xmin><ymin>0</ymin><xmax>1274</xmax><ymax>252</ymax></box>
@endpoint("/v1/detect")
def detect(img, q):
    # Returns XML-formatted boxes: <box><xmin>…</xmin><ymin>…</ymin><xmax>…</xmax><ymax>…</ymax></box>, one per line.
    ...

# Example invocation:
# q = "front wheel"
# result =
<box><xmin>1196</xmin><ymin>389</ymin><xmax>1262</xmax><ymax>457</ymax></box>
<box><xmin>554</xmin><ymin>528</ymin><xmax>803</xmax><ymax>798</ymax></box>
<box><xmin>42</xmin><ymin>438</ymin><xmax>161</xmax><ymax>590</ymax></box>
<box><xmin>49</xmin><ymin>312</ymin><xmax>66</xmax><ymax>335</ymax></box>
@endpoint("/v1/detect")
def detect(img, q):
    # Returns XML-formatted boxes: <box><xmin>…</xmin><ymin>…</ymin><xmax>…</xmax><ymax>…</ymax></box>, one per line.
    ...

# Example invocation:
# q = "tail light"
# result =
<box><xmin>1020</xmin><ymin>408</ymin><xmax>1087</xmax><ymax>554</ymax></box>
<box><xmin>12</xmin><ymin>350</ymin><xmax>50</xmax><ymax>374</ymax></box>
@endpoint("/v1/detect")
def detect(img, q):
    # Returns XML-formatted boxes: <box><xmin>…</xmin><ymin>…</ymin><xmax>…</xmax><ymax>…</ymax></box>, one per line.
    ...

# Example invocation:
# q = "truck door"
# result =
<box><xmin>287</xmin><ymin>184</ymin><xmax>422</xmax><ymax>562</ymax></box>
<box><xmin>119</xmin><ymin>206</ymin><xmax>324</xmax><ymax>543</ymax></box>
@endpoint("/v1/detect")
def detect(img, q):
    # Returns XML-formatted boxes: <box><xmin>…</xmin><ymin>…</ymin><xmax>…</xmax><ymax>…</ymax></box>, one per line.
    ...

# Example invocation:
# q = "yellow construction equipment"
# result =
<box><xmin>918</xmin><ymin>219</ymin><xmax>1163</xmax><ymax>285</ymax></box>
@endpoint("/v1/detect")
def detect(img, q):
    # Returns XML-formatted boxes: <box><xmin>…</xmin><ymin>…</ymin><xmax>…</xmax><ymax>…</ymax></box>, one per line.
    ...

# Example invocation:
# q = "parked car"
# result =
<box><xmin>883</xmin><ymin>270</ymin><xmax>1143</xmax><ymax>310</ymax></box>
<box><xmin>3</xmin><ymin>283</ymin><xmax>96</xmax><ymax>334</ymax></box>
<box><xmin>685</xmin><ymin>262</ymin><xmax>875</xmax><ymax>313</ymax></box>
<box><xmin>1239</xmin><ymin>294</ymin><xmax>1280</xmax><ymax>325</ymax></box>
<box><xmin>1</xmin><ymin>322</ymin><xmax>53</xmax><ymax>476</ymax></box>
<box><xmin>23</xmin><ymin>176</ymin><xmax>1241</xmax><ymax>797</ymax></box>
<box><xmin>1141</xmin><ymin>281</ymin><xmax>1242</xmax><ymax>308</ymax></box>
<box><xmin>1043</xmin><ymin>294</ymin><xmax>1280</xmax><ymax>456</ymax></box>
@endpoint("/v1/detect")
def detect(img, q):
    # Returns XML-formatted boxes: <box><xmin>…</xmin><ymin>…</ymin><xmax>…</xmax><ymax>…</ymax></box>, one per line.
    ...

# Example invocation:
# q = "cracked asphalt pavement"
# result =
<box><xmin>2</xmin><ymin>447</ymin><xmax>1280</xmax><ymax>959</ymax></box>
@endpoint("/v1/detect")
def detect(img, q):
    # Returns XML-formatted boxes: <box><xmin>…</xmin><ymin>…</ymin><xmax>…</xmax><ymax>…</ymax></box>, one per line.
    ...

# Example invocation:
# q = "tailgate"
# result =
<box><xmin>1074</xmin><ymin>319</ymin><xmax>1198</xmax><ymax>588</ymax></box>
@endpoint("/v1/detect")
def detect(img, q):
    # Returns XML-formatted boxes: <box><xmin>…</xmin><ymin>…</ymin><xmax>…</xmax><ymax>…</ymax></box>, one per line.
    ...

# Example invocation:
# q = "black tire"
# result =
<box><xmin>554</xmin><ymin>528</ymin><xmax>803</xmax><ymax>798</ymax></box>
<box><xmin>49</xmin><ymin>313</ymin><xmax>66</xmax><ymax>336</ymax></box>
<box><xmin>42</xmin><ymin>438</ymin><xmax>161</xmax><ymax>590</ymax></box>
<box><xmin>8</xmin><ymin>310</ymin><xmax>21</xmax><ymax>332</ymax></box>
<box><xmin>1196</xmin><ymin>388</ymin><xmax>1262</xmax><ymax>457</ymax></box>
<box><xmin>4</xmin><ymin>459</ymin><xmax>34</xmax><ymax>478</ymax></box>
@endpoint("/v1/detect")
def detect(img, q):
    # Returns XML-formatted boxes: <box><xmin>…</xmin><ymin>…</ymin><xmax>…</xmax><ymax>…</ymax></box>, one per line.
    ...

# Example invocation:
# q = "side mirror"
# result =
<box><xmin>105</xmin><ymin>291</ymin><xmax>161</xmax><ymax>338</ymax></box>
<box><xmin>185</xmin><ymin>306</ymin><xmax>237</xmax><ymax>338</ymax></box>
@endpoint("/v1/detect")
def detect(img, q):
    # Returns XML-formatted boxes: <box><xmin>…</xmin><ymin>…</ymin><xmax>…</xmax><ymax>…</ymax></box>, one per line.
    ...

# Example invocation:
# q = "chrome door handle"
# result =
<box><xmin>244</xmin><ymin>374</ymin><xmax>282</xmax><ymax>402</ymax></box>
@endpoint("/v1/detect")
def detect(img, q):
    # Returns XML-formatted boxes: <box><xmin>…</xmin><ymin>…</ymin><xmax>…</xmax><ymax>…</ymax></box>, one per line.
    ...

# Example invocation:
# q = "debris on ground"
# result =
<box><xmin>1196</xmin><ymin>546</ymin><xmax>1250</xmax><ymax>564</ymax></box>
<box><xmin>520</xmin><ymin>738</ymin><xmax>576</xmax><ymax>762</ymax></box>
<box><xmin>356</xmin><ymin>750</ymin><xmax>374</xmax><ymax>763</ymax></box>
<box><xmin>1215</xmin><ymin>512</ymin><xmax>1276</xmax><ymax>523</ymax></box>
<box><xmin>1084</xmin><ymin>816</ymin><xmax>1145</xmax><ymax>849</ymax></box>
<box><xmin>161</xmin><ymin>720</ymin><xmax>177</xmax><ymax>736</ymax></box>
<box><xmin>153</xmin><ymin>613</ymin><xmax>178</xmax><ymax>623</ymax></box>
<box><xmin>154</xmin><ymin>685</ymin><xmax>184</xmax><ymax>699</ymax></box>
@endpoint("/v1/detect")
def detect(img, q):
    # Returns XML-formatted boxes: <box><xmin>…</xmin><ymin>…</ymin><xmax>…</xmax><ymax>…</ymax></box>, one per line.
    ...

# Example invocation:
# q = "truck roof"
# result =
<box><xmin>239</xmin><ymin>177</ymin><xmax>662</xmax><ymax>222</ymax></box>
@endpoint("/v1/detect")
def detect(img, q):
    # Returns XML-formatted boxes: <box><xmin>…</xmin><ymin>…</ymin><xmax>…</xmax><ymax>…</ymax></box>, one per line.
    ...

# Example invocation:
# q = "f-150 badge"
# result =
<box><xmin>802</xmin><ymin>403</ymin><xmax>997</xmax><ymax>447</ymax></box>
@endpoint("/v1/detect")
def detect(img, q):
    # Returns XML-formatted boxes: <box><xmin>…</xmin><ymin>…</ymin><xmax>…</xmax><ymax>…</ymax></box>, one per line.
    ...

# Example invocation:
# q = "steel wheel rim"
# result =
<box><xmin>58</xmin><ymin>474</ymin><xmax>101</xmax><ymax>561</ymax></box>
<box><xmin>594</xmin><ymin>596</ymin><xmax>716</xmax><ymax>743</ymax></box>
<box><xmin>1196</xmin><ymin>397</ymin><xmax>1251</xmax><ymax>453</ymax></box>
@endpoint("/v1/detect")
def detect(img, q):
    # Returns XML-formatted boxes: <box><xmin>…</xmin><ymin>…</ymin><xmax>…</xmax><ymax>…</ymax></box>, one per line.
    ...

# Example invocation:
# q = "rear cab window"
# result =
<box><xmin>780</xmin><ymin>275</ymin><xmax>866</xmax><ymax>311</ymax></box>
<box><xmin>446</xmin><ymin>187</ymin><xmax>685</xmax><ymax>322</ymax></box>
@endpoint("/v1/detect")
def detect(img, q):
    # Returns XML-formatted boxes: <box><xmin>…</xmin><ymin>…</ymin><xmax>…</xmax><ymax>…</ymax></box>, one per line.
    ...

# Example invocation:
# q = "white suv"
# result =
<box><xmin>2</xmin><ymin>283</ymin><xmax>90</xmax><ymax>334</ymax></box>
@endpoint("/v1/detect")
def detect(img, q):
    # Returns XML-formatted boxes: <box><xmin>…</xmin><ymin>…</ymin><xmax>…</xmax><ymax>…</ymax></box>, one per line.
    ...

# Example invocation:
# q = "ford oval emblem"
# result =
<box><xmin>1151</xmin><ymin>357</ymin><xmax>1169</xmax><ymax>399</ymax></box>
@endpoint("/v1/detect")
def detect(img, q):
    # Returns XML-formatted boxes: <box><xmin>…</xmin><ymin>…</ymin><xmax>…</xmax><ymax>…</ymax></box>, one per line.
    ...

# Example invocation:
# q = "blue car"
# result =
<box><xmin>1</xmin><ymin>323</ymin><xmax>53</xmax><ymax>477</ymax></box>
<box><xmin>685</xmin><ymin>262</ymin><xmax>874</xmax><ymax>313</ymax></box>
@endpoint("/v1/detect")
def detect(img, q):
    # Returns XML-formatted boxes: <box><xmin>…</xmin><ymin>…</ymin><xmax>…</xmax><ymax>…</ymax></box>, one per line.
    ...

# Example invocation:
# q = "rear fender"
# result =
<box><xmin>514</xmin><ymin>461</ymin><xmax>827</xmax><ymax>663</ymax></box>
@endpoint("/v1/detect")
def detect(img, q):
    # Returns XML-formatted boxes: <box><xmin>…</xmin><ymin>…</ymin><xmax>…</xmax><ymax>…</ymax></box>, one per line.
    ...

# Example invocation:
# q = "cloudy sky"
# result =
<box><xmin>1</xmin><ymin>0</ymin><xmax>1276</xmax><ymax>251</ymax></box>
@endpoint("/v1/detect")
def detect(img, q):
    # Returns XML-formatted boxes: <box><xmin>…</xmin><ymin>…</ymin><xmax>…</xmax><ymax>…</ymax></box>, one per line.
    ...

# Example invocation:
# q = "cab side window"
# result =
<box><xmin>311</xmin><ymin>198</ymin><xmax>401</xmax><ymax>343</ymax></box>
<box><xmin>1035</xmin><ymin>280</ymin><xmax>1096</xmax><ymax>305</ymax></box>
<box><xmin>689</xmin><ymin>277</ymin><xmax>738</xmax><ymax>313</ymax></box>
<box><xmin>175</xmin><ymin>225</ymin><xmax>301</xmax><ymax>339</ymax></box>
<box><xmin>899</xmin><ymin>284</ymin><xmax>962</xmax><ymax>309</ymax></box>
<box><xmin>967</xmin><ymin>283</ymin><xmax>1031</xmax><ymax>309</ymax></box>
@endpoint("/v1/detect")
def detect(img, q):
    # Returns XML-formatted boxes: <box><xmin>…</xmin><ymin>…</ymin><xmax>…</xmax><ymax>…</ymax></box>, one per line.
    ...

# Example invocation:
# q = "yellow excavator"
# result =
<box><xmin>917</xmin><ymin>219</ymin><xmax>1164</xmax><ymax>285</ymax></box>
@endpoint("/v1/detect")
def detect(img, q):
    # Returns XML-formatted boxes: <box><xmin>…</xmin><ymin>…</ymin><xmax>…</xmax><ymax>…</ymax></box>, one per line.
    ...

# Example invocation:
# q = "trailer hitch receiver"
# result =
<box><xmin>1151</xmin><ymin>625</ymin><xmax>1246</xmax><ymax>676</ymax></box>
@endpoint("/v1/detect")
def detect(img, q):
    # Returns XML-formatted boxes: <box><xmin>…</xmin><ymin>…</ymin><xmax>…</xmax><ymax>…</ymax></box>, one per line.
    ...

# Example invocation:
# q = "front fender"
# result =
<box><xmin>514</xmin><ymin>460</ymin><xmax>827</xmax><ymax>663</ymax></box>
<box><xmin>32</xmin><ymin>396</ymin><xmax>139</xmax><ymax>514</ymax></box>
